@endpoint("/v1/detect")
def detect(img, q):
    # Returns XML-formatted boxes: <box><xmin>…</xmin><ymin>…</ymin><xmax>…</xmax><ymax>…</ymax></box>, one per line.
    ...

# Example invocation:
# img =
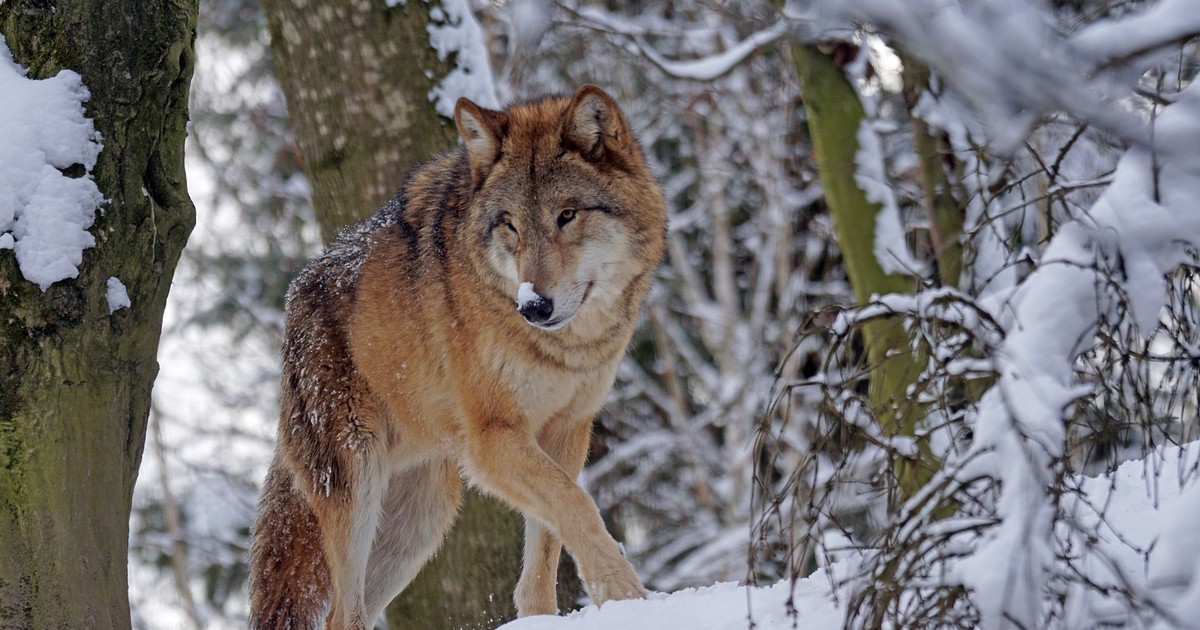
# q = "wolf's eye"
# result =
<box><xmin>557</xmin><ymin>208</ymin><xmax>577</xmax><ymax>228</ymax></box>
<box><xmin>495</xmin><ymin>213</ymin><xmax>517</xmax><ymax>236</ymax></box>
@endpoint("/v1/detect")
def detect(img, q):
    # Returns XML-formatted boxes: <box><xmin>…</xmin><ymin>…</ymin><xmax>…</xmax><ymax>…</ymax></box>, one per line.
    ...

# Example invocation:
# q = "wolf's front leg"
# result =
<box><xmin>516</xmin><ymin>517</ymin><xmax>561</xmax><ymax>616</ymax></box>
<box><xmin>515</xmin><ymin>416</ymin><xmax>595</xmax><ymax>616</ymax></box>
<box><xmin>463</xmin><ymin>417</ymin><xmax>646</xmax><ymax>609</ymax></box>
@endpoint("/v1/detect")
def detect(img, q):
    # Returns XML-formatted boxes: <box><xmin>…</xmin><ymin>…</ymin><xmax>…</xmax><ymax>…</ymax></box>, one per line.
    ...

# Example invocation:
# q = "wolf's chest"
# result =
<box><xmin>492</xmin><ymin>351</ymin><xmax>619</xmax><ymax>428</ymax></box>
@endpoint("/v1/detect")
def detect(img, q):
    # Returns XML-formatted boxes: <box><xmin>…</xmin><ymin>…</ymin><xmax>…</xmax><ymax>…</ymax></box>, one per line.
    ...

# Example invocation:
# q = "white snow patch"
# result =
<box><xmin>106</xmin><ymin>276</ymin><xmax>131</xmax><ymax>313</ymax></box>
<box><xmin>1071</xmin><ymin>0</ymin><xmax>1200</xmax><ymax>68</ymax></box>
<box><xmin>499</xmin><ymin>565</ymin><xmax>849</xmax><ymax>630</ymax></box>
<box><xmin>1148</xmin><ymin>477</ymin><xmax>1200</xmax><ymax>624</ymax></box>
<box><xmin>516</xmin><ymin>281</ymin><xmax>539</xmax><ymax>307</ymax></box>
<box><xmin>1065</xmin><ymin>442</ymin><xmax>1200</xmax><ymax>626</ymax></box>
<box><xmin>0</xmin><ymin>34</ymin><xmax>104</xmax><ymax>290</ymax></box>
<box><xmin>427</xmin><ymin>0</ymin><xmax>500</xmax><ymax>118</ymax></box>
<box><xmin>854</xmin><ymin>119</ymin><xmax>920</xmax><ymax>275</ymax></box>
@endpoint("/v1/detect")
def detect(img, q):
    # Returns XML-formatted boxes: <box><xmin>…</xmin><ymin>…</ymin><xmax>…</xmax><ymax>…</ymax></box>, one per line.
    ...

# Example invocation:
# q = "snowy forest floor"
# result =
<box><xmin>502</xmin><ymin>573</ymin><xmax>845</xmax><ymax>630</ymax></box>
<box><xmin>502</xmin><ymin>441</ymin><xmax>1198</xmax><ymax>629</ymax></box>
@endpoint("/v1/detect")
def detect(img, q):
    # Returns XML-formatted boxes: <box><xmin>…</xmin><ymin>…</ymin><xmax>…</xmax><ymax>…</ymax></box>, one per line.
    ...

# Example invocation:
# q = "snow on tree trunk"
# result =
<box><xmin>0</xmin><ymin>0</ymin><xmax>198</xmax><ymax>627</ymax></box>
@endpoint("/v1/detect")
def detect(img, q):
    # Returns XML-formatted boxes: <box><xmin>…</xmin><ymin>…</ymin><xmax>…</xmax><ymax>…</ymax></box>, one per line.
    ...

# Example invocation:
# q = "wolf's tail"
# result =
<box><xmin>249</xmin><ymin>460</ymin><xmax>331</xmax><ymax>629</ymax></box>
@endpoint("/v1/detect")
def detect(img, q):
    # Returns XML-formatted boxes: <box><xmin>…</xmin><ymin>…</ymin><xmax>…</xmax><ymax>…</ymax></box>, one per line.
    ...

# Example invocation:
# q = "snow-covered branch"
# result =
<box><xmin>567</xmin><ymin>5</ymin><xmax>789</xmax><ymax>82</ymax></box>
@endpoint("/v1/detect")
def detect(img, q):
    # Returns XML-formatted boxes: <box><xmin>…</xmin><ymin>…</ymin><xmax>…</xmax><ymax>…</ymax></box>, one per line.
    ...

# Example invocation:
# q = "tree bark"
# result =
<box><xmin>0</xmin><ymin>1</ymin><xmax>198</xmax><ymax>628</ymax></box>
<box><xmin>260</xmin><ymin>0</ymin><xmax>460</xmax><ymax>241</ymax></box>
<box><xmin>385</xmin><ymin>491</ymin><xmax>524</xmax><ymax>629</ymax></box>
<box><xmin>259</xmin><ymin>2</ymin><xmax>584</xmax><ymax>627</ymax></box>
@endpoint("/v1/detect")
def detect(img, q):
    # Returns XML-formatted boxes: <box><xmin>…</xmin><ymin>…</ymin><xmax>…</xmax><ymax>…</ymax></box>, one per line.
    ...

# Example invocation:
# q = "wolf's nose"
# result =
<box><xmin>519</xmin><ymin>296</ymin><xmax>555</xmax><ymax>324</ymax></box>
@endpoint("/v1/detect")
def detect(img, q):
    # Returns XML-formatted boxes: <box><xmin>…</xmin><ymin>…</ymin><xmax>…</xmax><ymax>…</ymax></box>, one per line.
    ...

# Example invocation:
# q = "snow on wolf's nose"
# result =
<box><xmin>516</xmin><ymin>282</ymin><xmax>540</xmax><ymax>308</ymax></box>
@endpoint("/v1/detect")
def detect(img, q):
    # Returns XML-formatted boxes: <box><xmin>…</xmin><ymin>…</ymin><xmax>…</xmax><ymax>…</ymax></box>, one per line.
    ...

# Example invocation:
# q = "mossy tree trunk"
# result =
<box><xmin>260</xmin><ymin>2</ymin><xmax>580</xmax><ymax>627</ymax></box>
<box><xmin>788</xmin><ymin>43</ymin><xmax>935</xmax><ymax>502</ymax></box>
<box><xmin>0</xmin><ymin>1</ymin><xmax>198</xmax><ymax>627</ymax></box>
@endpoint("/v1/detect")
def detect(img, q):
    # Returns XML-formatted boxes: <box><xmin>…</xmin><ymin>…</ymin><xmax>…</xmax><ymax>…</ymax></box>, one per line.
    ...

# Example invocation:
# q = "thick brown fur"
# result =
<box><xmin>249</xmin><ymin>86</ymin><xmax>667</xmax><ymax>629</ymax></box>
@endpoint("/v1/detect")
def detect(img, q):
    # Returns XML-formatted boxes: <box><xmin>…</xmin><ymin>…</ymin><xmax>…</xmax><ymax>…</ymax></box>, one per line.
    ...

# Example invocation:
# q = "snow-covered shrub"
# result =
<box><xmin>754</xmin><ymin>0</ymin><xmax>1200</xmax><ymax>626</ymax></box>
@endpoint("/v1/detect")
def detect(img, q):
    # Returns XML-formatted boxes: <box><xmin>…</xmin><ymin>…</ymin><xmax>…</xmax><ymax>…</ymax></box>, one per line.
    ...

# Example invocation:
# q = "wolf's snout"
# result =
<box><xmin>516</xmin><ymin>281</ymin><xmax>556</xmax><ymax>326</ymax></box>
<box><xmin>519</xmin><ymin>296</ymin><xmax>555</xmax><ymax>325</ymax></box>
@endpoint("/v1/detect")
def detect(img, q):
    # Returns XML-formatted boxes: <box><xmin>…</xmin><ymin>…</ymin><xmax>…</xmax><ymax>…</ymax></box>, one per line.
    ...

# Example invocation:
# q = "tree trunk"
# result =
<box><xmin>385</xmin><ymin>491</ymin><xmax>524</xmax><ymax>629</ymax></box>
<box><xmin>899</xmin><ymin>53</ymin><xmax>964</xmax><ymax>289</ymax></box>
<box><xmin>260</xmin><ymin>2</ymin><xmax>581</xmax><ymax>627</ymax></box>
<box><xmin>260</xmin><ymin>0</ymin><xmax>460</xmax><ymax>241</ymax></box>
<box><xmin>788</xmin><ymin>43</ymin><xmax>935</xmax><ymax>501</ymax></box>
<box><xmin>0</xmin><ymin>1</ymin><xmax>198</xmax><ymax>628</ymax></box>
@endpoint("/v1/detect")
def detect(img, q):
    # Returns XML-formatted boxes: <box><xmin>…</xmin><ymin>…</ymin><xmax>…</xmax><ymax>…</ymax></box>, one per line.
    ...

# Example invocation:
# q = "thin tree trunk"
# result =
<box><xmin>788</xmin><ymin>43</ymin><xmax>935</xmax><ymax>501</ymax></box>
<box><xmin>0</xmin><ymin>1</ymin><xmax>198</xmax><ymax>627</ymax></box>
<box><xmin>151</xmin><ymin>408</ymin><xmax>203</xmax><ymax>630</ymax></box>
<box><xmin>900</xmin><ymin>54</ymin><xmax>965</xmax><ymax>289</ymax></box>
<box><xmin>259</xmin><ymin>2</ymin><xmax>584</xmax><ymax>627</ymax></box>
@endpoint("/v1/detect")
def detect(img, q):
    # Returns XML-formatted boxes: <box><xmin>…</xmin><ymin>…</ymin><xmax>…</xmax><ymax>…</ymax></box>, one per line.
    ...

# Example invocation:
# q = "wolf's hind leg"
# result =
<box><xmin>362</xmin><ymin>459</ymin><xmax>464</xmax><ymax>626</ymax></box>
<box><xmin>515</xmin><ymin>417</ymin><xmax>593</xmax><ymax>616</ymax></box>
<box><xmin>315</xmin><ymin>453</ymin><xmax>387</xmax><ymax>630</ymax></box>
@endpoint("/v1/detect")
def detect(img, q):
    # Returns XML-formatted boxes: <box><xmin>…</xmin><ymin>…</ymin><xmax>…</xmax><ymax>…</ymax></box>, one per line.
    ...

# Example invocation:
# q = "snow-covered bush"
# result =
<box><xmin>753</xmin><ymin>0</ymin><xmax>1200</xmax><ymax>627</ymax></box>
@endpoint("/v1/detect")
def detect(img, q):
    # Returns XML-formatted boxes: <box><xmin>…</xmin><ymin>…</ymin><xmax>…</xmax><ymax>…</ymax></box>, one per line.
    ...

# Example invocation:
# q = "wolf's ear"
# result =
<box><xmin>562</xmin><ymin>85</ymin><xmax>633</xmax><ymax>164</ymax></box>
<box><xmin>455</xmin><ymin>98</ymin><xmax>506</xmax><ymax>182</ymax></box>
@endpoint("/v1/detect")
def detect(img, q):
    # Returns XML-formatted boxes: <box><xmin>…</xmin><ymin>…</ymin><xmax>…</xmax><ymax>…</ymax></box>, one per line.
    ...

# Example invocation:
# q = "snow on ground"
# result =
<box><xmin>501</xmin><ymin>568</ymin><xmax>848</xmax><ymax>630</ymax></box>
<box><xmin>1067</xmin><ymin>442</ymin><xmax>1200</xmax><ymax>626</ymax></box>
<box><xmin>502</xmin><ymin>441</ymin><xmax>1198</xmax><ymax>630</ymax></box>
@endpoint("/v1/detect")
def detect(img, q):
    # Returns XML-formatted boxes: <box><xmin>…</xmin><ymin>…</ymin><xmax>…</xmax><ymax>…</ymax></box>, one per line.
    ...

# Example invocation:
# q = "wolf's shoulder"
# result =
<box><xmin>285</xmin><ymin>148</ymin><xmax>470</xmax><ymax>310</ymax></box>
<box><xmin>284</xmin><ymin>231</ymin><xmax>368</xmax><ymax>318</ymax></box>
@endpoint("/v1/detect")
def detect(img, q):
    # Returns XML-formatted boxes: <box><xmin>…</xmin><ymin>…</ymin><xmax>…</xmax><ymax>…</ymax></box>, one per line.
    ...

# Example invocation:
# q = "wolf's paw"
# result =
<box><xmin>586</xmin><ymin>568</ymin><xmax>648</xmax><ymax>606</ymax></box>
<box><xmin>515</xmin><ymin>581</ymin><xmax>559</xmax><ymax>617</ymax></box>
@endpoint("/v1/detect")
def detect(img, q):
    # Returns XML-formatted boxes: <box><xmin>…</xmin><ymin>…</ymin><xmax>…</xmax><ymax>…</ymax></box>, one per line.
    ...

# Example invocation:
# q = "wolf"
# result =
<box><xmin>248</xmin><ymin>85</ymin><xmax>667</xmax><ymax>629</ymax></box>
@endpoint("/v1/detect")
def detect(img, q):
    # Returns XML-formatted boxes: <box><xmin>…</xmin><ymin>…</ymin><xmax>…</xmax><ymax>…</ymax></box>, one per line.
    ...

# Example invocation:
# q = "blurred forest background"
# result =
<box><xmin>124</xmin><ymin>0</ymin><xmax>1200</xmax><ymax>628</ymax></box>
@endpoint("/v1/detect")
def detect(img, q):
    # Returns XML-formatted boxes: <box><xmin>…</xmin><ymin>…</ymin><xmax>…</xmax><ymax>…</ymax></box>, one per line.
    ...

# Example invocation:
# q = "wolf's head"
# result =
<box><xmin>454</xmin><ymin>86</ymin><xmax>666</xmax><ymax>333</ymax></box>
